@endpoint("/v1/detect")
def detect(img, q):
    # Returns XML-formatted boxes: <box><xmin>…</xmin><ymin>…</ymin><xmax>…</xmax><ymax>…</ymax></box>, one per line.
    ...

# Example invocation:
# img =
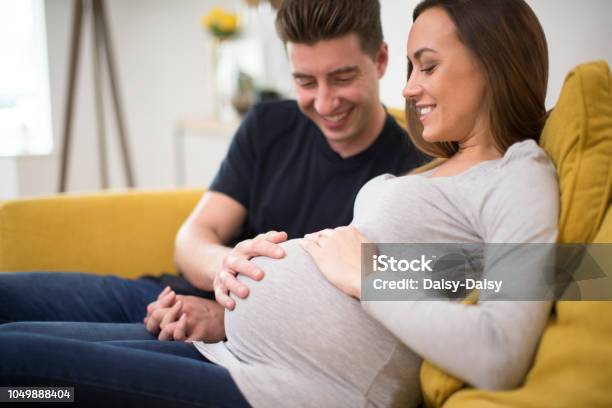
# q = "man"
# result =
<box><xmin>1</xmin><ymin>1</ymin><xmax>428</xmax><ymax>405</ymax></box>
<box><xmin>0</xmin><ymin>0</ymin><xmax>426</xmax><ymax>344</ymax></box>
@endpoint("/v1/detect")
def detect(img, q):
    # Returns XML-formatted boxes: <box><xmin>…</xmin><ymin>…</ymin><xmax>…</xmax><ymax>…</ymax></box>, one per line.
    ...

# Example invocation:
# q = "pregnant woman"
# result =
<box><xmin>0</xmin><ymin>0</ymin><xmax>558</xmax><ymax>407</ymax></box>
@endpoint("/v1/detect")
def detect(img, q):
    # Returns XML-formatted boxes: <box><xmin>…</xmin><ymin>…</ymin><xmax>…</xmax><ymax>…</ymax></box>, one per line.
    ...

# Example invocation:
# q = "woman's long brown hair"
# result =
<box><xmin>406</xmin><ymin>0</ymin><xmax>549</xmax><ymax>158</ymax></box>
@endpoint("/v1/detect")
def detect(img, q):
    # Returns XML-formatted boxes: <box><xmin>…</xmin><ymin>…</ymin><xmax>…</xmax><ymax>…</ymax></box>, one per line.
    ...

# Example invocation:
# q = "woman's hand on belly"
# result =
<box><xmin>300</xmin><ymin>225</ymin><xmax>369</xmax><ymax>299</ymax></box>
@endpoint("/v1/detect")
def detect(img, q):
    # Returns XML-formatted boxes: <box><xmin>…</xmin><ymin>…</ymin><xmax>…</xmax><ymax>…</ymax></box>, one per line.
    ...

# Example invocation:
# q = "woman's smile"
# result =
<box><xmin>416</xmin><ymin>104</ymin><xmax>436</xmax><ymax>122</ymax></box>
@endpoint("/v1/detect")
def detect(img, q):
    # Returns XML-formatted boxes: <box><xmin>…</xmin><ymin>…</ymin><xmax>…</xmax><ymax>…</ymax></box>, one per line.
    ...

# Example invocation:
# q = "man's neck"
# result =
<box><xmin>330</xmin><ymin>104</ymin><xmax>387</xmax><ymax>159</ymax></box>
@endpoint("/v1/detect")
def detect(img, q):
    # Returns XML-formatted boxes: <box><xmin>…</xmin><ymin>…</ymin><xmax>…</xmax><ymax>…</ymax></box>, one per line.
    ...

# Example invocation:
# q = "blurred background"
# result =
<box><xmin>0</xmin><ymin>0</ymin><xmax>611</xmax><ymax>199</ymax></box>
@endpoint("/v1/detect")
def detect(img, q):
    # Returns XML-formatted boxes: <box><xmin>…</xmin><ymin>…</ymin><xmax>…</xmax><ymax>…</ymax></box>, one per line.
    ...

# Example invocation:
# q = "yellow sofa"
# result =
<box><xmin>0</xmin><ymin>61</ymin><xmax>611</xmax><ymax>406</ymax></box>
<box><xmin>0</xmin><ymin>189</ymin><xmax>203</xmax><ymax>279</ymax></box>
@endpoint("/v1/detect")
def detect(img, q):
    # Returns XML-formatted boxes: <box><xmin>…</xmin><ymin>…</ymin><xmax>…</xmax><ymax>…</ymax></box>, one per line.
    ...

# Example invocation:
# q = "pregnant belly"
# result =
<box><xmin>224</xmin><ymin>239</ymin><xmax>399</xmax><ymax>380</ymax></box>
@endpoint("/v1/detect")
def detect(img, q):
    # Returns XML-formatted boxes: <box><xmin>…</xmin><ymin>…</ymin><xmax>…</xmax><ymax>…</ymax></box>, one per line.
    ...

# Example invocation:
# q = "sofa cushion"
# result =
<box><xmin>0</xmin><ymin>189</ymin><xmax>203</xmax><ymax>278</ymax></box>
<box><xmin>539</xmin><ymin>60</ymin><xmax>612</xmax><ymax>243</ymax></box>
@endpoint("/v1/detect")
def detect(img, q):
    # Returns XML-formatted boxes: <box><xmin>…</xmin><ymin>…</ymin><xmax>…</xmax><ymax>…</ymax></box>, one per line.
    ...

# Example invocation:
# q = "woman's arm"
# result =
<box><xmin>362</xmin><ymin>299</ymin><xmax>552</xmax><ymax>390</ymax></box>
<box><xmin>306</xmin><ymin>156</ymin><xmax>560</xmax><ymax>390</ymax></box>
<box><xmin>364</xmin><ymin>162</ymin><xmax>560</xmax><ymax>389</ymax></box>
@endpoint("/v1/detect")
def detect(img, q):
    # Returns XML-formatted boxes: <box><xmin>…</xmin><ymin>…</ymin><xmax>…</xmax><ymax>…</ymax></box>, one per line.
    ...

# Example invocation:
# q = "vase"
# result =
<box><xmin>208</xmin><ymin>38</ymin><xmax>240</xmax><ymax>123</ymax></box>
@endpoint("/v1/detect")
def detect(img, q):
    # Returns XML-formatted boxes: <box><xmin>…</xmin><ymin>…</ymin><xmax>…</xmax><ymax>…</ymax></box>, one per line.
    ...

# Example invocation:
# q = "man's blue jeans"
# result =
<box><xmin>0</xmin><ymin>274</ymin><xmax>247</xmax><ymax>406</ymax></box>
<box><xmin>0</xmin><ymin>272</ymin><xmax>168</xmax><ymax>323</ymax></box>
<box><xmin>0</xmin><ymin>330</ymin><xmax>249</xmax><ymax>407</ymax></box>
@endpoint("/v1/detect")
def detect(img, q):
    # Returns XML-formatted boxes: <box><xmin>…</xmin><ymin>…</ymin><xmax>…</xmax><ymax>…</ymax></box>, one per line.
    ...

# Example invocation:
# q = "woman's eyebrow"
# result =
<box><xmin>409</xmin><ymin>47</ymin><xmax>437</xmax><ymax>62</ymax></box>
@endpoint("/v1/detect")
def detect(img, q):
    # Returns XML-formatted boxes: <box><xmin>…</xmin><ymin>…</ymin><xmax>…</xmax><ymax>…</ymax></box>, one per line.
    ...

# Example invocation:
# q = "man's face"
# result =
<box><xmin>287</xmin><ymin>34</ymin><xmax>388</xmax><ymax>155</ymax></box>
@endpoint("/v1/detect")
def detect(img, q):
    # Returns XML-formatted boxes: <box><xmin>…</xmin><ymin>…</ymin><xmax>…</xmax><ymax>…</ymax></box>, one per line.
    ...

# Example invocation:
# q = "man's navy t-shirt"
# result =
<box><xmin>209</xmin><ymin>100</ymin><xmax>427</xmax><ymax>245</ymax></box>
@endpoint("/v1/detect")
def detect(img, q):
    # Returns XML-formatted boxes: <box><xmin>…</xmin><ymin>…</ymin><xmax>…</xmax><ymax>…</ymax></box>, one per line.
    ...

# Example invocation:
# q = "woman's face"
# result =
<box><xmin>403</xmin><ymin>7</ymin><xmax>489</xmax><ymax>145</ymax></box>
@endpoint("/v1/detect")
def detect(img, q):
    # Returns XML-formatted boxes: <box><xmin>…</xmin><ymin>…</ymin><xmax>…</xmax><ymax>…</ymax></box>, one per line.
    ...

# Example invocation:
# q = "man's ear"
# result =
<box><xmin>376</xmin><ymin>42</ymin><xmax>389</xmax><ymax>78</ymax></box>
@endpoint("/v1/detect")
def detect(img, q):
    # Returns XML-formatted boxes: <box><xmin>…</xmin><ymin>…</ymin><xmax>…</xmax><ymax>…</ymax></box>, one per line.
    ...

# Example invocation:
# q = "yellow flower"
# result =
<box><xmin>217</xmin><ymin>13</ymin><xmax>237</xmax><ymax>32</ymax></box>
<box><xmin>201</xmin><ymin>6</ymin><xmax>238</xmax><ymax>39</ymax></box>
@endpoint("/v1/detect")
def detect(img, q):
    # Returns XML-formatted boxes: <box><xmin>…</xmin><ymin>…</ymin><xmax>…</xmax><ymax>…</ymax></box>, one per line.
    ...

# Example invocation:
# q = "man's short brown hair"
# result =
<box><xmin>275</xmin><ymin>0</ymin><xmax>384</xmax><ymax>59</ymax></box>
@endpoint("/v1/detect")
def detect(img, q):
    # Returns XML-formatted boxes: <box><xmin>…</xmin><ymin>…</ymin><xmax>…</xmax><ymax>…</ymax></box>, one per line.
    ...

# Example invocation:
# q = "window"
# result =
<box><xmin>0</xmin><ymin>0</ymin><xmax>53</xmax><ymax>156</ymax></box>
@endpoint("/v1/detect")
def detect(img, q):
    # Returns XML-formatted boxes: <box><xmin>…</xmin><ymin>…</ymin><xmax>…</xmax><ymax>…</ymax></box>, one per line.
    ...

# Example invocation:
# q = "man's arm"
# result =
<box><xmin>144</xmin><ymin>190</ymin><xmax>288</xmax><ymax>342</ymax></box>
<box><xmin>174</xmin><ymin>191</ymin><xmax>247</xmax><ymax>291</ymax></box>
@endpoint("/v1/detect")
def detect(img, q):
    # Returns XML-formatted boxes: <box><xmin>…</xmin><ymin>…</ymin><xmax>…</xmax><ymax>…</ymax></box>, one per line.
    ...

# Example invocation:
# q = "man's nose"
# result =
<box><xmin>314</xmin><ymin>85</ymin><xmax>340</xmax><ymax>116</ymax></box>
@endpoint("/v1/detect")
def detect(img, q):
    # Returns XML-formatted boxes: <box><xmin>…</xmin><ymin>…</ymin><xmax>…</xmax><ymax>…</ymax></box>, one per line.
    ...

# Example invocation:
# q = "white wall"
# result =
<box><xmin>10</xmin><ymin>0</ymin><xmax>242</xmax><ymax>198</ymax></box>
<box><xmin>528</xmin><ymin>0</ymin><xmax>612</xmax><ymax>108</ymax></box>
<box><xmin>0</xmin><ymin>158</ymin><xmax>18</xmax><ymax>198</ymax></box>
<box><xmin>4</xmin><ymin>0</ymin><xmax>612</xmax><ymax>198</ymax></box>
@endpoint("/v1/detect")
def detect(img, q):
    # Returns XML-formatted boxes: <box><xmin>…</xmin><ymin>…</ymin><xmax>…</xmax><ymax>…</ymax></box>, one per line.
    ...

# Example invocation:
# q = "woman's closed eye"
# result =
<box><xmin>420</xmin><ymin>64</ymin><xmax>437</xmax><ymax>74</ymax></box>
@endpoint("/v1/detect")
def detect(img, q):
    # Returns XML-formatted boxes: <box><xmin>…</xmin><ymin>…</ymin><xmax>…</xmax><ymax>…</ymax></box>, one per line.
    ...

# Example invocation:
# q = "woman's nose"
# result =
<box><xmin>402</xmin><ymin>78</ymin><xmax>423</xmax><ymax>100</ymax></box>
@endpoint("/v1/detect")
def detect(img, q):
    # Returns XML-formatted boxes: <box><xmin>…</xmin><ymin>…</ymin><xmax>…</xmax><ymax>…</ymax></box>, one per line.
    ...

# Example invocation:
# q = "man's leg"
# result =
<box><xmin>0</xmin><ymin>272</ymin><xmax>163</xmax><ymax>323</ymax></box>
<box><xmin>0</xmin><ymin>333</ymin><xmax>249</xmax><ymax>408</ymax></box>
<box><xmin>0</xmin><ymin>322</ymin><xmax>155</xmax><ymax>341</ymax></box>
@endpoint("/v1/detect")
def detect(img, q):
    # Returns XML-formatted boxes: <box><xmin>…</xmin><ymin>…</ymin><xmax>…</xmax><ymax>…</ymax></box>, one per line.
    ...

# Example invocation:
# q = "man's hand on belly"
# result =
<box><xmin>214</xmin><ymin>230</ymin><xmax>288</xmax><ymax>310</ymax></box>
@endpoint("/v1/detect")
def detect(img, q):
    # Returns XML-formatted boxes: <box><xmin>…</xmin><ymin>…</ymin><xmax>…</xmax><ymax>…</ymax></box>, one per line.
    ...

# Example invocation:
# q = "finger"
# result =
<box><xmin>316</xmin><ymin>234</ymin><xmax>330</xmax><ymax>245</ymax></box>
<box><xmin>173</xmin><ymin>313</ymin><xmax>188</xmax><ymax>341</ymax></box>
<box><xmin>146</xmin><ymin>298</ymin><xmax>159</xmax><ymax>315</ymax></box>
<box><xmin>158</xmin><ymin>286</ymin><xmax>171</xmax><ymax>300</ymax></box>
<box><xmin>252</xmin><ymin>238</ymin><xmax>285</xmax><ymax>258</ymax></box>
<box><xmin>304</xmin><ymin>231</ymin><xmax>326</xmax><ymax>241</ymax></box>
<box><xmin>219</xmin><ymin>269</ymin><xmax>250</xmax><ymax>298</ymax></box>
<box><xmin>148</xmin><ymin>303</ymin><xmax>175</xmax><ymax>333</ymax></box>
<box><xmin>226</xmin><ymin>255</ymin><xmax>265</xmax><ymax>281</ymax></box>
<box><xmin>303</xmin><ymin>233</ymin><xmax>318</xmax><ymax>242</ymax></box>
<box><xmin>234</xmin><ymin>239</ymin><xmax>284</xmax><ymax>259</ymax></box>
<box><xmin>261</xmin><ymin>230</ymin><xmax>289</xmax><ymax>244</ymax></box>
<box><xmin>258</xmin><ymin>230</ymin><xmax>278</xmax><ymax>239</ymax></box>
<box><xmin>256</xmin><ymin>230</ymin><xmax>279</xmax><ymax>239</ymax></box>
<box><xmin>160</xmin><ymin>300</ymin><xmax>182</xmax><ymax>330</ymax></box>
<box><xmin>214</xmin><ymin>283</ymin><xmax>235</xmax><ymax>310</ymax></box>
<box><xmin>319</xmin><ymin>228</ymin><xmax>334</xmax><ymax>237</ymax></box>
<box><xmin>147</xmin><ymin>287</ymin><xmax>171</xmax><ymax>315</ymax></box>
<box><xmin>158</xmin><ymin>321</ymin><xmax>177</xmax><ymax>341</ymax></box>
<box><xmin>300</xmin><ymin>237</ymin><xmax>321</xmax><ymax>256</ymax></box>
<box><xmin>224</xmin><ymin>273</ymin><xmax>250</xmax><ymax>299</ymax></box>
<box><xmin>158</xmin><ymin>291</ymin><xmax>176</xmax><ymax>309</ymax></box>
<box><xmin>302</xmin><ymin>234</ymin><xmax>322</xmax><ymax>248</ymax></box>
<box><xmin>148</xmin><ymin>290</ymin><xmax>176</xmax><ymax>315</ymax></box>
<box><xmin>146</xmin><ymin>302</ymin><xmax>155</xmax><ymax>315</ymax></box>
<box><xmin>145</xmin><ymin>308</ymin><xmax>164</xmax><ymax>333</ymax></box>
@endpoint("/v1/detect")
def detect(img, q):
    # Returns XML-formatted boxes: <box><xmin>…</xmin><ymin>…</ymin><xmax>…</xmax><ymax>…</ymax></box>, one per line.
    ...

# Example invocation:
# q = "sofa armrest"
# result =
<box><xmin>0</xmin><ymin>189</ymin><xmax>203</xmax><ymax>279</ymax></box>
